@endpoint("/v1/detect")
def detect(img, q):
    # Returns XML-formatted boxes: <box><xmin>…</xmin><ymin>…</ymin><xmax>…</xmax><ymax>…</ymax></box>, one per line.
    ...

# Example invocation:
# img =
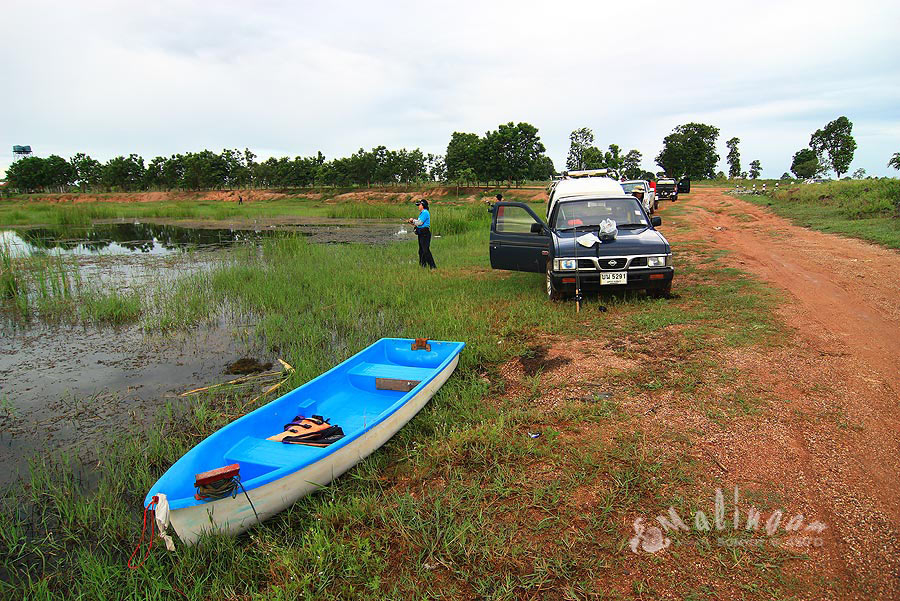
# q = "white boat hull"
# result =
<box><xmin>160</xmin><ymin>354</ymin><xmax>459</xmax><ymax>545</ymax></box>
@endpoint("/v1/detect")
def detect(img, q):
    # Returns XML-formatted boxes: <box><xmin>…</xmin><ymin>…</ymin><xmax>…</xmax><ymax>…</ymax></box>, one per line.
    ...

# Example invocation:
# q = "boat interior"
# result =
<box><xmin>148</xmin><ymin>338</ymin><xmax>464</xmax><ymax>508</ymax></box>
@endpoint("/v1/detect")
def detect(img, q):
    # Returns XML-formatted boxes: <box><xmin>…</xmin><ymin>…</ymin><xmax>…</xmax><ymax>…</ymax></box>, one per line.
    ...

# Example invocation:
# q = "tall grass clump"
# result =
<box><xmin>325</xmin><ymin>203</ymin><xmax>409</xmax><ymax>220</ymax></box>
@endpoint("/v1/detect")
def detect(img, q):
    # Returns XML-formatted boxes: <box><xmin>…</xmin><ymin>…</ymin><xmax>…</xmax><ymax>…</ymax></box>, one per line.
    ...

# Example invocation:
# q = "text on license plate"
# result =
<box><xmin>600</xmin><ymin>271</ymin><xmax>627</xmax><ymax>285</ymax></box>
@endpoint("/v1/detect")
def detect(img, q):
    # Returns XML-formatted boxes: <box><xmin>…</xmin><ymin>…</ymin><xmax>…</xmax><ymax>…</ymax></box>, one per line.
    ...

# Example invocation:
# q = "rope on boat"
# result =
<box><xmin>195</xmin><ymin>474</ymin><xmax>260</xmax><ymax>523</ymax></box>
<box><xmin>128</xmin><ymin>495</ymin><xmax>158</xmax><ymax>570</ymax></box>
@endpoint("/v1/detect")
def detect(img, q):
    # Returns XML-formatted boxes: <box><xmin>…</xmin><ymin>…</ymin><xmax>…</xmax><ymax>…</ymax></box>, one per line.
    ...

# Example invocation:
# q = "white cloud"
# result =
<box><xmin>2</xmin><ymin>0</ymin><xmax>899</xmax><ymax>179</ymax></box>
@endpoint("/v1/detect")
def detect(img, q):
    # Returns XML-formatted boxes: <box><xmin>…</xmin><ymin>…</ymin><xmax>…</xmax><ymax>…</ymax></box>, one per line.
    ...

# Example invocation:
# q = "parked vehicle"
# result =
<box><xmin>621</xmin><ymin>179</ymin><xmax>657</xmax><ymax>213</ymax></box>
<box><xmin>489</xmin><ymin>193</ymin><xmax>674</xmax><ymax>300</ymax></box>
<box><xmin>547</xmin><ymin>169</ymin><xmax>624</xmax><ymax>217</ymax></box>
<box><xmin>656</xmin><ymin>178</ymin><xmax>678</xmax><ymax>200</ymax></box>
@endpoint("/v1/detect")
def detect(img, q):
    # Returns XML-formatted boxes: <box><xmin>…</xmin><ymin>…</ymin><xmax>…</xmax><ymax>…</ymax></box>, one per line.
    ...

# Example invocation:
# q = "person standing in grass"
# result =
<box><xmin>407</xmin><ymin>200</ymin><xmax>436</xmax><ymax>269</ymax></box>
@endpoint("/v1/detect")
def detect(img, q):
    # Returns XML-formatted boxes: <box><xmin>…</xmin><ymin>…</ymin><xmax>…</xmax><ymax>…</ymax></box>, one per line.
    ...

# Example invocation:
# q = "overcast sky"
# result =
<box><xmin>3</xmin><ymin>0</ymin><xmax>899</xmax><ymax>180</ymax></box>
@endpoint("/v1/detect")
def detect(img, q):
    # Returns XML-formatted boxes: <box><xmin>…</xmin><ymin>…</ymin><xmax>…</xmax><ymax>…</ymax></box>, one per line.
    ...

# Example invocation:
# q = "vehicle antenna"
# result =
<box><xmin>573</xmin><ymin>214</ymin><xmax>582</xmax><ymax>314</ymax></box>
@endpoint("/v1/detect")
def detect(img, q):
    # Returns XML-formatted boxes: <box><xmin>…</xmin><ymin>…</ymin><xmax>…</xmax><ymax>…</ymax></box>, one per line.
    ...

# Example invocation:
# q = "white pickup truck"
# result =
<box><xmin>620</xmin><ymin>180</ymin><xmax>657</xmax><ymax>214</ymax></box>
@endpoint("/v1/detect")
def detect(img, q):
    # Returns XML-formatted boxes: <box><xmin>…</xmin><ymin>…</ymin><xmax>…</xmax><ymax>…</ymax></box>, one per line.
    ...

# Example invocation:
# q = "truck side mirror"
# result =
<box><xmin>530</xmin><ymin>222</ymin><xmax>544</xmax><ymax>234</ymax></box>
<box><xmin>651</xmin><ymin>216</ymin><xmax>662</xmax><ymax>227</ymax></box>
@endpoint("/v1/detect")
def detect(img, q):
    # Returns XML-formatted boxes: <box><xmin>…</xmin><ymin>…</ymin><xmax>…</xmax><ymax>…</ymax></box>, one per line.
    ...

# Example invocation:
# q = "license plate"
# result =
<box><xmin>600</xmin><ymin>271</ymin><xmax>627</xmax><ymax>285</ymax></box>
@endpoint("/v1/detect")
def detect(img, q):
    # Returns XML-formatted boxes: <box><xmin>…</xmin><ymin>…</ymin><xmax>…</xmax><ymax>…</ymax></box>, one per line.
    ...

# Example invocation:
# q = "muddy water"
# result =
<box><xmin>3</xmin><ymin>218</ymin><xmax>415</xmax><ymax>256</ymax></box>
<box><xmin>0</xmin><ymin>323</ymin><xmax>262</xmax><ymax>485</ymax></box>
<box><xmin>0</xmin><ymin>218</ymin><xmax>415</xmax><ymax>487</ymax></box>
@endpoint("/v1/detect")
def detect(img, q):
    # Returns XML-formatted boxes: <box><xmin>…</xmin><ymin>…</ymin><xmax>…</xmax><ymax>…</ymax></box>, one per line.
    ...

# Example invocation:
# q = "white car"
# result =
<box><xmin>547</xmin><ymin>169</ymin><xmax>625</xmax><ymax>217</ymax></box>
<box><xmin>620</xmin><ymin>180</ymin><xmax>657</xmax><ymax>214</ymax></box>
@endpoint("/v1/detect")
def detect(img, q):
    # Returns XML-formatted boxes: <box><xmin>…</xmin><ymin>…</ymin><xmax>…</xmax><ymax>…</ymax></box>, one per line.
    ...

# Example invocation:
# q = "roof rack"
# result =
<box><xmin>561</xmin><ymin>168</ymin><xmax>620</xmax><ymax>180</ymax></box>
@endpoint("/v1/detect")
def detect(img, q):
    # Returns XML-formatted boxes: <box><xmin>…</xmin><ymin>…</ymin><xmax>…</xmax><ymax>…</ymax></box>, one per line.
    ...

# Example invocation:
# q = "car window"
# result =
<box><xmin>495</xmin><ymin>205</ymin><xmax>540</xmax><ymax>234</ymax></box>
<box><xmin>553</xmin><ymin>199</ymin><xmax>647</xmax><ymax>229</ymax></box>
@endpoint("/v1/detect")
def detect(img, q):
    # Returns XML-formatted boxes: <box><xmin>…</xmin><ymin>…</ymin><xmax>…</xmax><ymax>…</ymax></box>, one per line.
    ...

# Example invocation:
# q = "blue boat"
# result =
<box><xmin>145</xmin><ymin>338</ymin><xmax>465</xmax><ymax>546</ymax></box>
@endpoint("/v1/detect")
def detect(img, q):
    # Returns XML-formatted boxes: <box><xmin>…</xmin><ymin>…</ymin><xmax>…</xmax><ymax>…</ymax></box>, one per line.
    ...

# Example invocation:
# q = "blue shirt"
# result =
<box><xmin>418</xmin><ymin>209</ymin><xmax>431</xmax><ymax>228</ymax></box>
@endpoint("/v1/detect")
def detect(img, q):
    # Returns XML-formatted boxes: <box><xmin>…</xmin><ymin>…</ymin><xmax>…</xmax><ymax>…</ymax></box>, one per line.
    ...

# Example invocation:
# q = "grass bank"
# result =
<box><xmin>742</xmin><ymin>179</ymin><xmax>900</xmax><ymax>249</ymax></box>
<box><xmin>0</xmin><ymin>242</ymin><xmax>141</xmax><ymax>324</ymax></box>
<box><xmin>0</xmin><ymin>188</ymin><xmax>544</xmax><ymax>228</ymax></box>
<box><xmin>2</xmin><ymin>199</ymin><xmax>815</xmax><ymax>599</ymax></box>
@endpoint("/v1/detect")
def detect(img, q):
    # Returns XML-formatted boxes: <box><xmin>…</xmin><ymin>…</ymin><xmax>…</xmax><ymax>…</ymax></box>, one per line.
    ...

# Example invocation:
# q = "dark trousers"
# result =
<box><xmin>417</xmin><ymin>228</ymin><xmax>436</xmax><ymax>268</ymax></box>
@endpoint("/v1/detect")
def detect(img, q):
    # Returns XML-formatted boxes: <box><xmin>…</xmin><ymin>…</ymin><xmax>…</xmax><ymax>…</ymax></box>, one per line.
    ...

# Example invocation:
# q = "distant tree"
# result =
<box><xmin>740</xmin><ymin>171</ymin><xmax>748</xmax><ymax>179</ymax></box>
<box><xmin>780</xmin><ymin>172</ymin><xmax>791</xmax><ymax>180</ymax></box>
<box><xmin>145</xmin><ymin>156</ymin><xmax>167</xmax><ymax>190</ymax></box>
<box><xmin>5</xmin><ymin>156</ymin><xmax>47</xmax><ymax>192</ymax></box>
<box><xmin>715</xmin><ymin>171</ymin><xmax>726</xmax><ymax>180</ymax></box>
<box><xmin>726</xmin><ymin>137</ymin><xmax>741</xmax><ymax>178</ymax></box>
<box><xmin>529</xmin><ymin>155</ymin><xmax>555</xmax><ymax>181</ymax></box>
<box><xmin>748</xmin><ymin>159</ymin><xmax>761</xmax><ymax>179</ymax></box>
<box><xmin>102</xmin><ymin>154</ymin><xmax>145</xmax><ymax>191</ymax></box>
<box><xmin>809</xmin><ymin>116</ymin><xmax>856</xmax><ymax>178</ymax></box>
<box><xmin>622</xmin><ymin>149</ymin><xmax>643</xmax><ymax>180</ymax></box>
<box><xmin>852</xmin><ymin>168</ymin><xmax>866</xmax><ymax>179</ymax></box>
<box><xmin>655</xmin><ymin>122</ymin><xmax>720</xmax><ymax>180</ymax></box>
<box><xmin>641</xmin><ymin>171</ymin><xmax>657</xmax><ymax>181</ymax></box>
<box><xmin>790</xmin><ymin>148</ymin><xmax>821</xmax><ymax>179</ymax></box>
<box><xmin>426</xmin><ymin>154</ymin><xmax>446</xmax><ymax>182</ymax></box>
<box><xmin>482</xmin><ymin>122</ymin><xmax>547</xmax><ymax>186</ymax></box>
<box><xmin>888</xmin><ymin>152</ymin><xmax>900</xmax><ymax>171</ymax></box>
<box><xmin>566</xmin><ymin>127</ymin><xmax>594</xmax><ymax>170</ymax></box>
<box><xmin>445</xmin><ymin>132</ymin><xmax>482</xmax><ymax>180</ymax></box>
<box><xmin>70</xmin><ymin>153</ymin><xmax>103</xmax><ymax>191</ymax></box>
<box><xmin>581</xmin><ymin>146</ymin><xmax>605</xmax><ymax>170</ymax></box>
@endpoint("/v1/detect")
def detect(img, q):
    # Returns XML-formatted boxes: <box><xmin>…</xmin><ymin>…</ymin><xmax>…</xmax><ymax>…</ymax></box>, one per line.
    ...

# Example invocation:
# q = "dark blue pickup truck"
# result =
<box><xmin>488</xmin><ymin>195</ymin><xmax>674</xmax><ymax>300</ymax></box>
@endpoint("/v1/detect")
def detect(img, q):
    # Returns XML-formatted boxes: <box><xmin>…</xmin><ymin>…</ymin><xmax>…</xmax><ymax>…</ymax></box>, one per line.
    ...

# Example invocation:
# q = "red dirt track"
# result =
<box><xmin>681</xmin><ymin>188</ymin><xmax>900</xmax><ymax>598</ymax></box>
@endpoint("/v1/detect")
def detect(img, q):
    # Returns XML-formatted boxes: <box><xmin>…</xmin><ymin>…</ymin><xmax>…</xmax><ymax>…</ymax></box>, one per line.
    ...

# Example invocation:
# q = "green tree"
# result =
<box><xmin>790</xmin><ymin>148</ymin><xmax>821</xmax><ymax>179</ymax></box>
<box><xmin>445</xmin><ymin>132</ymin><xmax>482</xmax><ymax>179</ymax></box>
<box><xmin>748</xmin><ymin>159</ymin><xmax>761</xmax><ymax>179</ymax></box>
<box><xmin>852</xmin><ymin>168</ymin><xmax>866</xmax><ymax>179</ymax></box>
<box><xmin>102</xmin><ymin>154</ymin><xmax>145</xmax><ymax>191</ymax></box>
<box><xmin>70</xmin><ymin>153</ymin><xmax>103</xmax><ymax>191</ymax></box>
<box><xmin>780</xmin><ymin>172</ymin><xmax>791</xmax><ymax>180</ymax></box>
<box><xmin>5</xmin><ymin>156</ymin><xmax>46</xmax><ymax>192</ymax></box>
<box><xmin>888</xmin><ymin>152</ymin><xmax>900</xmax><ymax>171</ymax></box>
<box><xmin>145</xmin><ymin>156</ymin><xmax>167</xmax><ymax>190</ymax></box>
<box><xmin>482</xmin><ymin>122</ymin><xmax>546</xmax><ymax>186</ymax></box>
<box><xmin>426</xmin><ymin>154</ymin><xmax>446</xmax><ymax>182</ymax></box>
<box><xmin>809</xmin><ymin>116</ymin><xmax>856</xmax><ymax>178</ymax></box>
<box><xmin>566</xmin><ymin>127</ymin><xmax>594</xmax><ymax>170</ymax></box>
<box><xmin>622</xmin><ymin>149</ymin><xmax>643</xmax><ymax>179</ymax></box>
<box><xmin>529</xmin><ymin>155</ymin><xmax>555</xmax><ymax>181</ymax></box>
<box><xmin>655</xmin><ymin>122</ymin><xmax>720</xmax><ymax>180</ymax></box>
<box><xmin>726</xmin><ymin>137</ymin><xmax>741</xmax><ymax>178</ymax></box>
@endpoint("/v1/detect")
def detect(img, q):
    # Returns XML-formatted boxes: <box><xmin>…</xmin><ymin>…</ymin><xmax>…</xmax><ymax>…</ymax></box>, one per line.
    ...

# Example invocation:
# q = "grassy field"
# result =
<box><xmin>737</xmin><ymin>179</ymin><xmax>900</xmax><ymax>249</ymax></box>
<box><xmin>0</xmin><ymin>187</ymin><xmax>542</xmax><ymax>228</ymax></box>
<box><xmin>1</xmin><ymin>197</ymin><xmax>820</xmax><ymax>599</ymax></box>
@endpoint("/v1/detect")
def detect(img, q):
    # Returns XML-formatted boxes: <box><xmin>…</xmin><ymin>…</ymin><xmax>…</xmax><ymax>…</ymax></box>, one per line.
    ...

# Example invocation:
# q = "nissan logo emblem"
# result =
<box><xmin>608</xmin><ymin>260</ymin><xmax>617</xmax><ymax>266</ymax></box>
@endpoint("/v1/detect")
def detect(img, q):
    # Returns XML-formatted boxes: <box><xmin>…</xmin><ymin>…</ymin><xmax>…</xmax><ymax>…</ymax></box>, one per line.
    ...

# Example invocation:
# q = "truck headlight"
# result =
<box><xmin>555</xmin><ymin>258</ymin><xmax>577</xmax><ymax>270</ymax></box>
<box><xmin>647</xmin><ymin>256</ymin><xmax>667</xmax><ymax>267</ymax></box>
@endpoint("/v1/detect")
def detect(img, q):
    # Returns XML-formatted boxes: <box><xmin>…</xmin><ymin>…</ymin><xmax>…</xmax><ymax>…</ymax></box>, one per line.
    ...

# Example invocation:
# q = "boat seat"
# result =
<box><xmin>346</xmin><ymin>363</ymin><xmax>433</xmax><ymax>391</ymax></box>
<box><xmin>224</xmin><ymin>436</ymin><xmax>319</xmax><ymax>468</ymax></box>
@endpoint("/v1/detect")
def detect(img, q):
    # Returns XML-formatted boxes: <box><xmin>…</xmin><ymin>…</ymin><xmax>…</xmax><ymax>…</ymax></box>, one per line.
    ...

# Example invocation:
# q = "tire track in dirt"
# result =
<box><xmin>675</xmin><ymin>188</ymin><xmax>900</xmax><ymax>599</ymax></box>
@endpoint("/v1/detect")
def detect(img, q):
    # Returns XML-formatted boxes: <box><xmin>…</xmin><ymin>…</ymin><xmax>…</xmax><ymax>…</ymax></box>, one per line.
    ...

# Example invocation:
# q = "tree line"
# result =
<box><xmin>7</xmin><ymin>115</ymin><xmax>891</xmax><ymax>193</ymax></box>
<box><xmin>4</xmin><ymin>122</ymin><xmax>556</xmax><ymax>194</ymax></box>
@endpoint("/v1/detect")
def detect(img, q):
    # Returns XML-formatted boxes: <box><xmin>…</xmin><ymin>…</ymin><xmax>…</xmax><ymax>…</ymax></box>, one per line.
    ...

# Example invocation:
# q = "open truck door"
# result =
<box><xmin>677</xmin><ymin>177</ymin><xmax>691</xmax><ymax>194</ymax></box>
<box><xmin>489</xmin><ymin>202</ymin><xmax>550</xmax><ymax>273</ymax></box>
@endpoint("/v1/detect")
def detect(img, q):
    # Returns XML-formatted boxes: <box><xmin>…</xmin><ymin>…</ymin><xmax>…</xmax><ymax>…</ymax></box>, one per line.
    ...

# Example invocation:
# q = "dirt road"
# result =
<box><xmin>678</xmin><ymin>188</ymin><xmax>900</xmax><ymax>598</ymax></box>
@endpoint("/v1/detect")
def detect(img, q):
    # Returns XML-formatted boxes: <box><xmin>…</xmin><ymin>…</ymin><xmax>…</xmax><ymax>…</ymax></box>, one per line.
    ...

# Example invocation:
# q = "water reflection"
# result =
<box><xmin>1</xmin><ymin>223</ymin><xmax>269</xmax><ymax>257</ymax></box>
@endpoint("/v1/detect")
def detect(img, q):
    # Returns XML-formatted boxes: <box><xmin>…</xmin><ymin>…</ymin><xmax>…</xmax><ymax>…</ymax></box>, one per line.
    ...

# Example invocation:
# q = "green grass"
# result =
<box><xmin>0</xmin><ymin>196</ymin><xmax>819</xmax><ymax>599</ymax></box>
<box><xmin>740</xmin><ymin>179</ymin><xmax>900</xmax><ymax>249</ymax></box>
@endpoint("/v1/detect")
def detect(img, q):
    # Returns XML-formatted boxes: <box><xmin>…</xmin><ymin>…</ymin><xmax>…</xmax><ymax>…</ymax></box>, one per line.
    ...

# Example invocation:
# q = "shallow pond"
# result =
<box><xmin>0</xmin><ymin>217</ymin><xmax>416</xmax><ymax>487</ymax></box>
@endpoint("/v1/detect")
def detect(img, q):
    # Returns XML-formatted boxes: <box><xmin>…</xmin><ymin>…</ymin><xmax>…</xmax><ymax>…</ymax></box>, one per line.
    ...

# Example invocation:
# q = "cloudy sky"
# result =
<box><xmin>2</xmin><ymin>0</ymin><xmax>899</xmax><ymax>179</ymax></box>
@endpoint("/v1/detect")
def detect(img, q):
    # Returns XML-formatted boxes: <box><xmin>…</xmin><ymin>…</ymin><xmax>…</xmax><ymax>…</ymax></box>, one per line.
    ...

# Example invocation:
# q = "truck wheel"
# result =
<box><xmin>648</xmin><ymin>283</ymin><xmax>672</xmax><ymax>299</ymax></box>
<box><xmin>546</xmin><ymin>267</ymin><xmax>564</xmax><ymax>301</ymax></box>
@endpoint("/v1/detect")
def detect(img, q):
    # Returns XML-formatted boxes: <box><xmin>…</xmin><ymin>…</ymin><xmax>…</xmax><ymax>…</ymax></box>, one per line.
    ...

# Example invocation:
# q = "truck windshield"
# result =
<box><xmin>553</xmin><ymin>198</ymin><xmax>648</xmax><ymax>229</ymax></box>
